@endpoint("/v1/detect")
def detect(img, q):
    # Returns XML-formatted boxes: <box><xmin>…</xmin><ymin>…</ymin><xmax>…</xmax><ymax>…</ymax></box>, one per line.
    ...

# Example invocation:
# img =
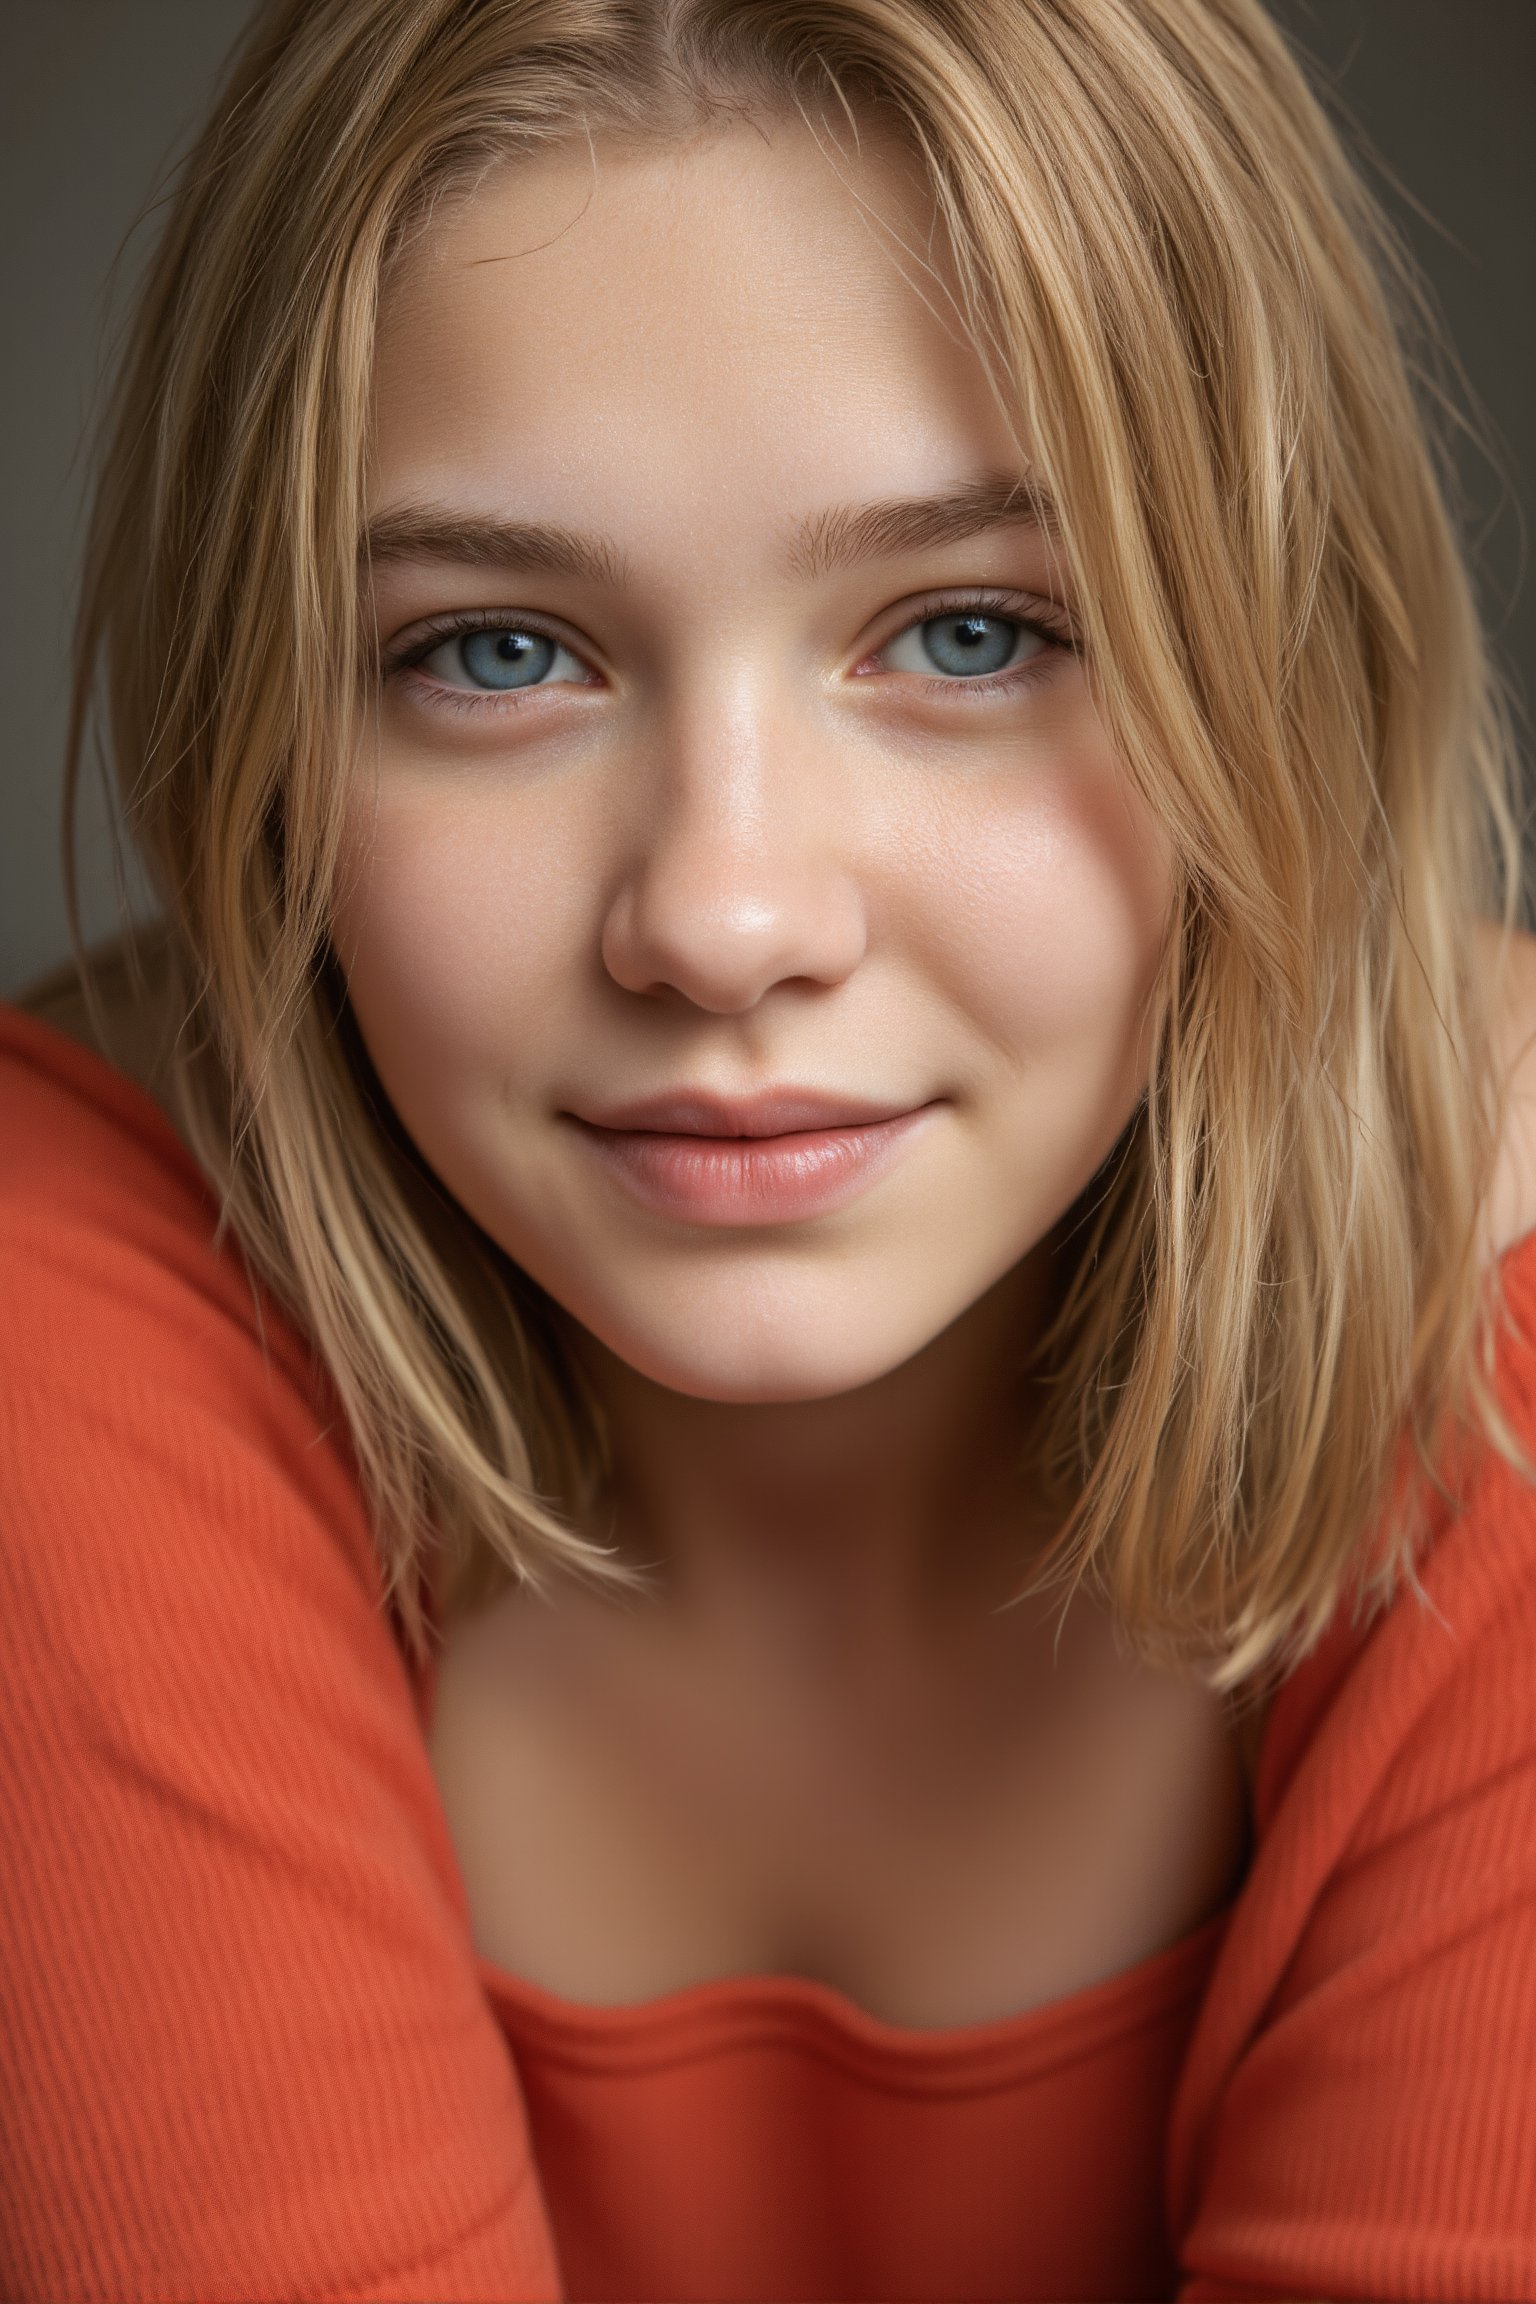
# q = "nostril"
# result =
<box><xmin>597</xmin><ymin>847</ymin><xmax>868</xmax><ymax>1013</ymax></box>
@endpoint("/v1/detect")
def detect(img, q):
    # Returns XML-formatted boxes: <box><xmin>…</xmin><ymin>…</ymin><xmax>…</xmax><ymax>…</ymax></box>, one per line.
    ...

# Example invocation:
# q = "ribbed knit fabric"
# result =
<box><xmin>3</xmin><ymin>998</ymin><xmax>1536</xmax><ymax>2303</ymax></box>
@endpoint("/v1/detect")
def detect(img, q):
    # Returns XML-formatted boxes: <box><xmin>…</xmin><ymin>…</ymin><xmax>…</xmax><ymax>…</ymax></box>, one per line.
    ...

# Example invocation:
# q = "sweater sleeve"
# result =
<box><xmin>1174</xmin><ymin>1508</ymin><xmax>1536</xmax><ymax>2304</ymax></box>
<box><xmin>0</xmin><ymin>1193</ymin><xmax>564</xmax><ymax>2303</ymax></box>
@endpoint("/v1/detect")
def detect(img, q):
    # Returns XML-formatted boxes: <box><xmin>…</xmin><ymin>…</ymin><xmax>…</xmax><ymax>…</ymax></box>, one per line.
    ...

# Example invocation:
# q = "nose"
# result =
<box><xmin>599</xmin><ymin>679</ymin><xmax>868</xmax><ymax>1013</ymax></box>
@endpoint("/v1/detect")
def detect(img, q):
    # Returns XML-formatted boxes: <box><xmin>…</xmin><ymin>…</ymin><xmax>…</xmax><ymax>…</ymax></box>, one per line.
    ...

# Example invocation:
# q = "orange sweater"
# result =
<box><xmin>3</xmin><ymin>999</ymin><xmax>1535</xmax><ymax>2304</ymax></box>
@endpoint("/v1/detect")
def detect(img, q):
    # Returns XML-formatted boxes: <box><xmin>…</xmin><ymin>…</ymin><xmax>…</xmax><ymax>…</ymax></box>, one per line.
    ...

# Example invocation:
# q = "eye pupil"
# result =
<box><xmin>924</xmin><ymin>612</ymin><xmax>1019</xmax><ymax>679</ymax></box>
<box><xmin>459</xmin><ymin>627</ymin><xmax>556</xmax><ymax>689</ymax></box>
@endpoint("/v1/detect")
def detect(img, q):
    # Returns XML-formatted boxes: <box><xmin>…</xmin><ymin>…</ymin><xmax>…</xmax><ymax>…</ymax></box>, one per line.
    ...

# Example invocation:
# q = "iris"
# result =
<box><xmin>919</xmin><ymin>612</ymin><xmax>1020</xmax><ymax>678</ymax></box>
<box><xmin>458</xmin><ymin>628</ymin><xmax>557</xmax><ymax>689</ymax></box>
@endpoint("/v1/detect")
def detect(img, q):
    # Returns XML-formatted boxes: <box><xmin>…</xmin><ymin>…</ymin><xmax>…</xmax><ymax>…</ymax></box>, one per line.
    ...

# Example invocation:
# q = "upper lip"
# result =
<box><xmin>569</xmin><ymin>1088</ymin><xmax>931</xmax><ymax>1137</ymax></box>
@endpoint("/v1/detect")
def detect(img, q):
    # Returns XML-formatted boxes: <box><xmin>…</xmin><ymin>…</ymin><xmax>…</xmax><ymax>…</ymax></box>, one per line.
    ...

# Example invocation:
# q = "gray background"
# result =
<box><xmin>3</xmin><ymin>0</ymin><xmax>1533</xmax><ymax>998</ymax></box>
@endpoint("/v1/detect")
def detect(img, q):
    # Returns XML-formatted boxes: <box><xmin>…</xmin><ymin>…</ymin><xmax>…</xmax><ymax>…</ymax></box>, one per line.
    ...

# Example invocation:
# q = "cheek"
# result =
<box><xmin>330</xmin><ymin>774</ymin><xmax>583</xmax><ymax>1107</ymax></box>
<box><xmin>900</xmin><ymin>722</ymin><xmax>1173</xmax><ymax>1073</ymax></box>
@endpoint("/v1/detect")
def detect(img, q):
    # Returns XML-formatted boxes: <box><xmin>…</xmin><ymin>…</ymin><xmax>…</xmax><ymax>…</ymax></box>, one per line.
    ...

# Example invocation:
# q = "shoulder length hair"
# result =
<box><xmin>62</xmin><ymin>0</ymin><xmax>1533</xmax><ymax>1692</ymax></box>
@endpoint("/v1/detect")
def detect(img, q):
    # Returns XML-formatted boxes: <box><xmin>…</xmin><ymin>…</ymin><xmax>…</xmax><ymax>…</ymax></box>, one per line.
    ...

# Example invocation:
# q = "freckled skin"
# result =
<box><xmin>337</xmin><ymin>113</ymin><xmax>1175</xmax><ymax>1633</ymax></box>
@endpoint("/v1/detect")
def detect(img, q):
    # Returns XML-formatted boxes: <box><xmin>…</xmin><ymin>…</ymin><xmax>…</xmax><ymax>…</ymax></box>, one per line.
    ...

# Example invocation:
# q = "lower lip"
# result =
<box><xmin>569</xmin><ymin>1108</ymin><xmax>937</xmax><ymax>1225</ymax></box>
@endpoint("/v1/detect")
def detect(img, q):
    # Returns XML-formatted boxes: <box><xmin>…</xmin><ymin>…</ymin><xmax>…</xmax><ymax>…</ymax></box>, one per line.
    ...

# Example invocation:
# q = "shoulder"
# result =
<box><xmin>0</xmin><ymin>992</ymin><xmax>216</xmax><ymax>1369</ymax></box>
<box><xmin>0</xmin><ymin>993</ymin><xmax>377</xmax><ymax>1633</ymax></box>
<box><xmin>4</xmin><ymin>937</ymin><xmax>290</xmax><ymax>1374</ymax></box>
<box><xmin>14</xmin><ymin>931</ymin><xmax>182</xmax><ymax>1133</ymax></box>
<box><xmin>0</xmin><ymin>993</ymin><xmax>268</xmax><ymax>1393</ymax></box>
<box><xmin>1473</xmin><ymin>915</ymin><xmax>1536</xmax><ymax>1263</ymax></box>
<box><xmin>2</xmin><ymin>979</ymin><xmax>203</xmax><ymax>1233</ymax></box>
<box><xmin>0</xmin><ymin>999</ymin><xmax>438</xmax><ymax>1911</ymax></box>
<box><xmin>2</xmin><ymin>958</ymin><xmax>364</xmax><ymax>1498</ymax></box>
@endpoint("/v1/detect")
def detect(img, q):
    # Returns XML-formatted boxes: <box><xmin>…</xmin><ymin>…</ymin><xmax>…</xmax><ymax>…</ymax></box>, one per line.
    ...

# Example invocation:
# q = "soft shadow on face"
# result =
<box><xmin>334</xmin><ymin>108</ymin><xmax>1172</xmax><ymax>1594</ymax></box>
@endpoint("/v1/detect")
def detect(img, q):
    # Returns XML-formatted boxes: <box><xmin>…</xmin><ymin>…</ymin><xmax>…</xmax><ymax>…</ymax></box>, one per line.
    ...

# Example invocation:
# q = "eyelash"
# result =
<box><xmin>381</xmin><ymin>589</ymin><xmax>1079</xmax><ymax>717</ymax></box>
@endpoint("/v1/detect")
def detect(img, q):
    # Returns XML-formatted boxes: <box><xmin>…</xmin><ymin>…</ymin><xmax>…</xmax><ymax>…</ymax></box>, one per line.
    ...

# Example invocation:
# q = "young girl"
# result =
<box><xmin>5</xmin><ymin>1</ymin><xmax>1535</xmax><ymax>2299</ymax></box>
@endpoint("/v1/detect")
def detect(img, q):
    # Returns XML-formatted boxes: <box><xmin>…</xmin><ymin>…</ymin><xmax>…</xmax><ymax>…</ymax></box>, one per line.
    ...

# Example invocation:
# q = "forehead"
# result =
<box><xmin>369</xmin><ymin>116</ymin><xmax>1027</xmax><ymax>556</ymax></box>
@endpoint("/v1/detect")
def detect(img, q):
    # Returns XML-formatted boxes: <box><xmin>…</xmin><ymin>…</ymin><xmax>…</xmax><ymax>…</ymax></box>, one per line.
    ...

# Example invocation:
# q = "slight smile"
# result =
<box><xmin>565</xmin><ymin>1102</ymin><xmax>942</xmax><ymax>1226</ymax></box>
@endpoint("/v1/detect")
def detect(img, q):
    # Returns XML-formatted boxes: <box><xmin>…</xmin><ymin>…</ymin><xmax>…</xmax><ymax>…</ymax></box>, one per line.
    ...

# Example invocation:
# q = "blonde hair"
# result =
<box><xmin>60</xmin><ymin>0</ymin><xmax>1532</xmax><ymax>1693</ymax></box>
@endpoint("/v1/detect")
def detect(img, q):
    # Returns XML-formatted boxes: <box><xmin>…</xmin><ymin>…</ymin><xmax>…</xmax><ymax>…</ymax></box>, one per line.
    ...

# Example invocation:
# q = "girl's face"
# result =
<box><xmin>337</xmin><ymin>113</ymin><xmax>1173</xmax><ymax>1406</ymax></box>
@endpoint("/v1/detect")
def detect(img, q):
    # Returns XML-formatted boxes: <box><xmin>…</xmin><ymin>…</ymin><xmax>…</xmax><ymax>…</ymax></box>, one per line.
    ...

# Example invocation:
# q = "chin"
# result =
<box><xmin>576</xmin><ymin>1304</ymin><xmax>926</xmax><ymax>1406</ymax></box>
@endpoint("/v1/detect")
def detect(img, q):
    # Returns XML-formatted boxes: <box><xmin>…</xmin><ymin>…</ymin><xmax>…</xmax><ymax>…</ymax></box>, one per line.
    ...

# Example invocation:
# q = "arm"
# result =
<box><xmin>1174</xmin><ymin>1516</ymin><xmax>1536</xmax><ymax>2304</ymax></box>
<box><xmin>0</xmin><ymin>1214</ymin><xmax>563</xmax><ymax>2304</ymax></box>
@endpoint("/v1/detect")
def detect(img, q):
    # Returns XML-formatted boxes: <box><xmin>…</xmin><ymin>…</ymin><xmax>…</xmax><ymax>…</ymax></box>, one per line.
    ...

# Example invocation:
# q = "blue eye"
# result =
<box><xmin>882</xmin><ymin>611</ymin><xmax>1042</xmax><ymax>681</ymax></box>
<box><xmin>462</xmin><ymin>629</ymin><xmax>553</xmax><ymax>688</ymax></box>
<box><xmin>417</xmin><ymin>625</ymin><xmax>583</xmax><ymax>692</ymax></box>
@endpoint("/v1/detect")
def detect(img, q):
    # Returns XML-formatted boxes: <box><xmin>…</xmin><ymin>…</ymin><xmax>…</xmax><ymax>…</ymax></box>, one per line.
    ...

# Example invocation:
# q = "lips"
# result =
<box><xmin>566</xmin><ymin>1099</ymin><xmax>940</xmax><ymax>1226</ymax></box>
<box><xmin>569</xmin><ymin>1088</ymin><xmax>928</xmax><ymax>1137</ymax></box>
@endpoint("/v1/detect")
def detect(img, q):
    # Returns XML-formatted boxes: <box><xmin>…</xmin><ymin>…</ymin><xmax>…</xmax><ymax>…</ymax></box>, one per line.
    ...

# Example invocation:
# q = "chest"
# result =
<box><xmin>425</xmin><ymin>1585</ymin><xmax>1254</xmax><ymax>2030</ymax></box>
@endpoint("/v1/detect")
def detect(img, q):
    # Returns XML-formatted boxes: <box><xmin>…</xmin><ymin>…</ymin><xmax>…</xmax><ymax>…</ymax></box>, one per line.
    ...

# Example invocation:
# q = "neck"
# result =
<box><xmin>556</xmin><ymin>1242</ymin><xmax>1068</xmax><ymax>1665</ymax></box>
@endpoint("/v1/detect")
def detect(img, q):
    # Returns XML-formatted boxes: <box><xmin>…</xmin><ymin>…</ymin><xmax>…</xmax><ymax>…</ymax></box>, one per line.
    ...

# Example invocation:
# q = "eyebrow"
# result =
<box><xmin>362</xmin><ymin>508</ymin><xmax>626</xmax><ymax>589</ymax></box>
<box><xmin>788</xmin><ymin>472</ymin><xmax>1058</xmax><ymax>582</ymax></box>
<box><xmin>360</xmin><ymin>471</ymin><xmax>1058</xmax><ymax>589</ymax></box>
